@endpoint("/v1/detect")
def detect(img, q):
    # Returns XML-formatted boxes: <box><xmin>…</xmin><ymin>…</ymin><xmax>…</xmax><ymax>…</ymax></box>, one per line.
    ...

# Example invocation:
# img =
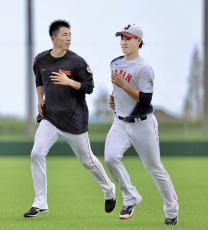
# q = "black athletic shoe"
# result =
<box><xmin>119</xmin><ymin>204</ymin><xmax>136</xmax><ymax>220</ymax></box>
<box><xmin>164</xmin><ymin>216</ymin><xmax>178</xmax><ymax>225</ymax></box>
<box><xmin>105</xmin><ymin>198</ymin><xmax>116</xmax><ymax>213</ymax></box>
<box><xmin>23</xmin><ymin>207</ymin><xmax>48</xmax><ymax>217</ymax></box>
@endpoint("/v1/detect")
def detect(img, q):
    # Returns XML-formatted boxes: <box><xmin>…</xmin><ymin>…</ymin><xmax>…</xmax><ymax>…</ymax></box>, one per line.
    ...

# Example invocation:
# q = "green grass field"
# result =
<box><xmin>0</xmin><ymin>156</ymin><xmax>208</xmax><ymax>230</ymax></box>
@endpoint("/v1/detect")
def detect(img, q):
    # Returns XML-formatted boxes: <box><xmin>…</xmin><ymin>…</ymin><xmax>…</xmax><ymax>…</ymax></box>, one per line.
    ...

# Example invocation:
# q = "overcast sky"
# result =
<box><xmin>0</xmin><ymin>0</ymin><xmax>203</xmax><ymax>118</ymax></box>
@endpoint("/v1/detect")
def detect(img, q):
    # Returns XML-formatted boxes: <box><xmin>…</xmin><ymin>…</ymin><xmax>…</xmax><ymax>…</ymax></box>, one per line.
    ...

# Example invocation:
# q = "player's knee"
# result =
<box><xmin>31</xmin><ymin>150</ymin><xmax>40</xmax><ymax>161</ymax></box>
<box><xmin>80</xmin><ymin>157</ymin><xmax>89</xmax><ymax>166</ymax></box>
<box><xmin>105</xmin><ymin>154</ymin><xmax>119</xmax><ymax>165</ymax></box>
<box><xmin>80</xmin><ymin>158</ymin><xmax>94</xmax><ymax>169</ymax></box>
<box><xmin>78</xmin><ymin>153</ymin><xmax>94</xmax><ymax>168</ymax></box>
<box><xmin>30</xmin><ymin>148</ymin><xmax>46</xmax><ymax>161</ymax></box>
<box><xmin>30</xmin><ymin>142</ymin><xmax>49</xmax><ymax>160</ymax></box>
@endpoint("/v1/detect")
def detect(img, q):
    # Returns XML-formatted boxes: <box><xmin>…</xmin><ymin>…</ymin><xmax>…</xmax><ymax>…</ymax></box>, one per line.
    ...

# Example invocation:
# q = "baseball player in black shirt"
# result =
<box><xmin>24</xmin><ymin>20</ymin><xmax>116</xmax><ymax>217</ymax></box>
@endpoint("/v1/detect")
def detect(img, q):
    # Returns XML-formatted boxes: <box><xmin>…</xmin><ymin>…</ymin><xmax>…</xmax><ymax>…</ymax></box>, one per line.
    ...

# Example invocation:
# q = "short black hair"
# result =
<box><xmin>49</xmin><ymin>20</ymin><xmax>71</xmax><ymax>37</ymax></box>
<box><xmin>139</xmin><ymin>40</ymin><xmax>143</xmax><ymax>48</ymax></box>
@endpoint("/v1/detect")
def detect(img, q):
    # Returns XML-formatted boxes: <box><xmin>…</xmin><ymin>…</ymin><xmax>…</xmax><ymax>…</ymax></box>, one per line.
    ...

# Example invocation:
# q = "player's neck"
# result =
<box><xmin>50</xmin><ymin>48</ymin><xmax>67</xmax><ymax>58</ymax></box>
<box><xmin>125</xmin><ymin>51</ymin><xmax>139</xmax><ymax>60</ymax></box>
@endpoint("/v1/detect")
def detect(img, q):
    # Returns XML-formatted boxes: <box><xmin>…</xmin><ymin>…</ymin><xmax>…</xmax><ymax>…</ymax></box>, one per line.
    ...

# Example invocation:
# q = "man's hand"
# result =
<box><xmin>109</xmin><ymin>95</ymin><xmax>115</xmax><ymax>110</ymax></box>
<box><xmin>38</xmin><ymin>98</ymin><xmax>45</xmax><ymax>116</ymax></box>
<box><xmin>112</xmin><ymin>74</ymin><xmax>126</xmax><ymax>89</ymax></box>
<box><xmin>50</xmin><ymin>69</ymin><xmax>81</xmax><ymax>90</ymax></box>
<box><xmin>50</xmin><ymin>70</ymin><xmax>70</xmax><ymax>86</ymax></box>
<box><xmin>112</xmin><ymin>73</ymin><xmax>140</xmax><ymax>101</ymax></box>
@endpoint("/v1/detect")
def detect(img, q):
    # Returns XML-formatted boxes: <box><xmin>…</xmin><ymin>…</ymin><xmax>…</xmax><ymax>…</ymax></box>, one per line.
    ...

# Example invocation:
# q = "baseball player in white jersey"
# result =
<box><xmin>104</xmin><ymin>24</ymin><xmax>179</xmax><ymax>225</ymax></box>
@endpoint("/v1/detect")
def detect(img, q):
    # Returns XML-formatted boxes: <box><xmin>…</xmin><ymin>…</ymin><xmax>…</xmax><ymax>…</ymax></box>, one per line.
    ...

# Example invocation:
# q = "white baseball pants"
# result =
<box><xmin>105</xmin><ymin>114</ymin><xmax>178</xmax><ymax>218</ymax></box>
<box><xmin>31</xmin><ymin>120</ymin><xmax>115</xmax><ymax>209</ymax></box>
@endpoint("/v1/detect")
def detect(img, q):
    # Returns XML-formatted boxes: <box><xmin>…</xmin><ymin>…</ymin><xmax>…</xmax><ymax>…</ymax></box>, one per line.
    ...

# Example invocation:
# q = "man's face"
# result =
<box><xmin>52</xmin><ymin>27</ymin><xmax>71</xmax><ymax>50</ymax></box>
<box><xmin>120</xmin><ymin>35</ymin><xmax>140</xmax><ymax>55</ymax></box>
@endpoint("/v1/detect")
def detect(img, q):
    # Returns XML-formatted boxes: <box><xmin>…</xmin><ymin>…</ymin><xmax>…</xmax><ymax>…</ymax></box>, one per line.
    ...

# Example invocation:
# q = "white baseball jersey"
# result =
<box><xmin>105</xmin><ymin>55</ymin><xmax>179</xmax><ymax>218</ymax></box>
<box><xmin>111</xmin><ymin>55</ymin><xmax>154</xmax><ymax>117</ymax></box>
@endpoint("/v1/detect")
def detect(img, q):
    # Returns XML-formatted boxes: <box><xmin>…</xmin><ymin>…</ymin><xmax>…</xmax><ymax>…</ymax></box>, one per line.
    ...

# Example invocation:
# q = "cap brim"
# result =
<box><xmin>115</xmin><ymin>31</ymin><xmax>137</xmax><ymax>38</ymax></box>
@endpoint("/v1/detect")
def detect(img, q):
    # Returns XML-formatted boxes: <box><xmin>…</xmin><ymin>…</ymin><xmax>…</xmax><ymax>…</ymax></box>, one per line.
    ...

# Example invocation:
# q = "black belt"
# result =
<box><xmin>118</xmin><ymin>116</ymin><xmax>147</xmax><ymax>123</ymax></box>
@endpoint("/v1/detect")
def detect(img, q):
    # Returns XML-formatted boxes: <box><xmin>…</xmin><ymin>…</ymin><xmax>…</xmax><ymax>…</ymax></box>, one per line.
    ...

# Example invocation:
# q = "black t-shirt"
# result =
<box><xmin>33</xmin><ymin>50</ymin><xmax>94</xmax><ymax>134</ymax></box>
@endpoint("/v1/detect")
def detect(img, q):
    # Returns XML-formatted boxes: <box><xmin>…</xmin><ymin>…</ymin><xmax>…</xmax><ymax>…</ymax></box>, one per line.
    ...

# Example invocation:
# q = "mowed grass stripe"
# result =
<box><xmin>0</xmin><ymin>156</ymin><xmax>207</xmax><ymax>230</ymax></box>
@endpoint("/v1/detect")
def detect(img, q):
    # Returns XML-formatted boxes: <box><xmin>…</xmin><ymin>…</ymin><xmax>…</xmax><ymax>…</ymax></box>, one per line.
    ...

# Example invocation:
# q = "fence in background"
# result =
<box><xmin>0</xmin><ymin>141</ymin><xmax>208</xmax><ymax>156</ymax></box>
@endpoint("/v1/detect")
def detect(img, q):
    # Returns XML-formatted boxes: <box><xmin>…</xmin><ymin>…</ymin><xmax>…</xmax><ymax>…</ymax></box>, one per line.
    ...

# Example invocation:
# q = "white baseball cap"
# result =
<box><xmin>115</xmin><ymin>24</ymin><xmax>143</xmax><ymax>39</ymax></box>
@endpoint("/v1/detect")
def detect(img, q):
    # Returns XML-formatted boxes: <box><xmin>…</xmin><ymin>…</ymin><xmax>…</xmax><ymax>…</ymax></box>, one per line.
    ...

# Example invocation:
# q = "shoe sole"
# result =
<box><xmin>165</xmin><ymin>221</ymin><xmax>178</xmax><ymax>225</ymax></box>
<box><xmin>119</xmin><ymin>207</ymin><xmax>135</xmax><ymax>220</ymax></box>
<box><xmin>119</xmin><ymin>197</ymin><xmax>142</xmax><ymax>220</ymax></box>
<box><xmin>24</xmin><ymin>209</ymin><xmax>48</xmax><ymax>217</ymax></box>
